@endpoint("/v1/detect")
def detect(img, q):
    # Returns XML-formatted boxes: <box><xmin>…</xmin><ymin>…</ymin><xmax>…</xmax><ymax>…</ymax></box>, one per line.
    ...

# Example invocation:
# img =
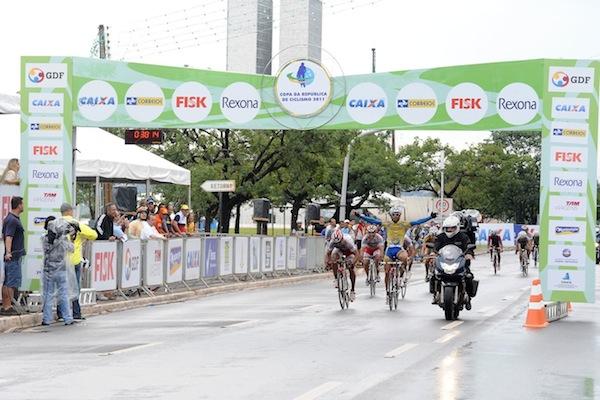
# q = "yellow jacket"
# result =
<box><xmin>63</xmin><ymin>215</ymin><xmax>98</xmax><ymax>265</ymax></box>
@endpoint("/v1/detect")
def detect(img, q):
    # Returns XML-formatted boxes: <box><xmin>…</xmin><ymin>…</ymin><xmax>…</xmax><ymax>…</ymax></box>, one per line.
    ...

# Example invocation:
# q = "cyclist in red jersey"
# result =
<box><xmin>361</xmin><ymin>224</ymin><xmax>384</xmax><ymax>285</ymax></box>
<box><xmin>326</xmin><ymin>229</ymin><xmax>359</xmax><ymax>301</ymax></box>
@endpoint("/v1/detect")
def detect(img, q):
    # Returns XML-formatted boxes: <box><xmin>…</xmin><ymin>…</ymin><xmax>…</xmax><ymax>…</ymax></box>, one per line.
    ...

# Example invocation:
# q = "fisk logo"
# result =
<box><xmin>175</xmin><ymin>96</ymin><xmax>207</xmax><ymax>108</ymax></box>
<box><xmin>32</xmin><ymin>145</ymin><xmax>58</xmax><ymax>156</ymax></box>
<box><xmin>450</xmin><ymin>98</ymin><xmax>482</xmax><ymax>109</ymax></box>
<box><xmin>555</xmin><ymin>226</ymin><xmax>579</xmax><ymax>235</ymax></box>
<box><xmin>348</xmin><ymin>99</ymin><xmax>385</xmax><ymax>108</ymax></box>
<box><xmin>554</xmin><ymin>152</ymin><xmax>582</xmax><ymax>162</ymax></box>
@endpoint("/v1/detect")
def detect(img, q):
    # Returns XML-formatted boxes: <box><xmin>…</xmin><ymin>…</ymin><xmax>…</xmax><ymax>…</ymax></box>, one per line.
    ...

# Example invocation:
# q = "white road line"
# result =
<box><xmin>298</xmin><ymin>305</ymin><xmax>320</xmax><ymax>311</ymax></box>
<box><xmin>434</xmin><ymin>331</ymin><xmax>461</xmax><ymax>344</ymax></box>
<box><xmin>384</xmin><ymin>343</ymin><xmax>419</xmax><ymax>358</ymax></box>
<box><xmin>342</xmin><ymin>373</ymin><xmax>391</xmax><ymax>397</ymax></box>
<box><xmin>502</xmin><ymin>295</ymin><xmax>515</xmax><ymax>301</ymax></box>
<box><xmin>227</xmin><ymin>319</ymin><xmax>261</xmax><ymax>328</ymax></box>
<box><xmin>521</xmin><ymin>286</ymin><xmax>531</xmax><ymax>291</ymax></box>
<box><xmin>293</xmin><ymin>381</ymin><xmax>342</xmax><ymax>400</ymax></box>
<box><xmin>441</xmin><ymin>321</ymin><xmax>464</xmax><ymax>330</ymax></box>
<box><xmin>98</xmin><ymin>342</ymin><xmax>162</xmax><ymax>356</ymax></box>
<box><xmin>484</xmin><ymin>308</ymin><xmax>500</xmax><ymax>317</ymax></box>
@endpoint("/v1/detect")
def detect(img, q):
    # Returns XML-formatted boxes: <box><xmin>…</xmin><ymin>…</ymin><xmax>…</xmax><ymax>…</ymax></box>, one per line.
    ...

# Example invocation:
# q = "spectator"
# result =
<box><xmin>292</xmin><ymin>222</ymin><xmax>304</xmax><ymax>237</ymax></box>
<box><xmin>174</xmin><ymin>204</ymin><xmax>190</xmax><ymax>233</ymax></box>
<box><xmin>1</xmin><ymin>196</ymin><xmax>25</xmax><ymax>315</ymax></box>
<box><xmin>341</xmin><ymin>219</ymin><xmax>355</xmax><ymax>240</ymax></box>
<box><xmin>186</xmin><ymin>210</ymin><xmax>197</xmax><ymax>234</ymax></box>
<box><xmin>168</xmin><ymin>203</ymin><xmax>183</xmax><ymax>236</ymax></box>
<box><xmin>0</xmin><ymin>159</ymin><xmax>20</xmax><ymax>185</ymax></box>
<box><xmin>96</xmin><ymin>203</ymin><xmax>118</xmax><ymax>240</ymax></box>
<box><xmin>154</xmin><ymin>204</ymin><xmax>169</xmax><ymax>236</ymax></box>
<box><xmin>323</xmin><ymin>218</ymin><xmax>336</xmax><ymax>242</ymax></box>
<box><xmin>41</xmin><ymin>216</ymin><xmax>75</xmax><ymax>326</ymax></box>
<box><xmin>60</xmin><ymin>203</ymin><xmax>97</xmax><ymax>320</ymax></box>
<box><xmin>146</xmin><ymin>197</ymin><xmax>156</xmax><ymax>218</ymax></box>
<box><xmin>113</xmin><ymin>212</ymin><xmax>129</xmax><ymax>242</ymax></box>
<box><xmin>314</xmin><ymin>217</ymin><xmax>326</xmax><ymax>235</ymax></box>
<box><xmin>129</xmin><ymin>206</ymin><xmax>165</xmax><ymax>240</ymax></box>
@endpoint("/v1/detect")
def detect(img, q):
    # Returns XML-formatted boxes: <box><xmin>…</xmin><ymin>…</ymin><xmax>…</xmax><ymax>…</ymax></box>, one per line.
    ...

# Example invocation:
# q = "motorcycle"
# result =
<box><xmin>428</xmin><ymin>243</ymin><xmax>478</xmax><ymax>321</ymax></box>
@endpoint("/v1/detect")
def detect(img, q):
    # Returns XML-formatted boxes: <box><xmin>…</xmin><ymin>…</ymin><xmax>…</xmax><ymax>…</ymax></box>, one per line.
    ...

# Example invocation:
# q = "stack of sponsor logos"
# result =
<box><xmin>20</xmin><ymin>59</ymin><xmax>73</xmax><ymax>291</ymax></box>
<box><xmin>542</xmin><ymin>64</ymin><xmax>597</xmax><ymax>302</ymax></box>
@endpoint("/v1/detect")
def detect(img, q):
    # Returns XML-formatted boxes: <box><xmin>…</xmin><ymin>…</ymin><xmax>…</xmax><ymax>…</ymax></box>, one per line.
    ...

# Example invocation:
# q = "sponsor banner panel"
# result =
<box><xmin>90</xmin><ymin>241</ymin><xmax>118</xmax><ymax>291</ymax></box>
<box><xmin>25</xmin><ymin>63</ymin><xmax>68</xmax><ymax>88</ymax></box>
<box><xmin>547</xmin><ymin>220</ymin><xmax>586</xmax><ymax>243</ymax></box>
<box><xmin>475</xmin><ymin>224</ymin><xmax>516</xmax><ymax>246</ymax></box>
<box><xmin>166</xmin><ymin>238</ymin><xmax>183</xmax><ymax>283</ymax></box>
<box><xmin>287</xmin><ymin>236</ymin><xmax>298</xmax><ymax>269</ymax></box>
<box><xmin>547</xmin><ymin>244</ymin><xmax>586</xmax><ymax>267</ymax></box>
<box><xmin>261</xmin><ymin>237</ymin><xmax>274</xmax><ymax>272</ymax></box>
<box><xmin>548</xmin><ymin>66</ymin><xmax>595</xmax><ymax>93</ymax></box>
<box><xmin>548</xmin><ymin>195</ymin><xmax>586</xmax><ymax>218</ymax></box>
<box><xmin>27</xmin><ymin>187</ymin><xmax>63</xmax><ymax>209</ymax></box>
<box><xmin>548</xmin><ymin>171</ymin><xmax>587</xmax><ymax>194</ymax></box>
<box><xmin>550</xmin><ymin>121</ymin><xmax>588</xmax><ymax>144</ymax></box>
<box><xmin>249</xmin><ymin>237</ymin><xmax>261</xmax><ymax>273</ymax></box>
<box><xmin>144</xmin><ymin>239</ymin><xmax>164</xmax><ymax>286</ymax></box>
<box><xmin>184</xmin><ymin>237</ymin><xmax>201</xmax><ymax>281</ymax></box>
<box><xmin>275</xmin><ymin>237</ymin><xmax>286</xmax><ymax>271</ymax></box>
<box><xmin>234</xmin><ymin>236</ymin><xmax>249</xmax><ymax>274</ymax></box>
<box><xmin>219</xmin><ymin>237</ymin><xmax>234</xmax><ymax>276</ymax></box>
<box><xmin>120</xmin><ymin>240</ymin><xmax>141</xmax><ymax>289</ymax></box>
<box><xmin>547</xmin><ymin>269</ymin><xmax>586</xmax><ymax>292</ymax></box>
<box><xmin>203</xmin><ymin>237</ymin><xmax>219</xmax><ymax>278</ymax></box>
<box><xmin>551</xmin><ymin>97</ymin><xmax>590</xmax><ymax>120</ymax></box>
<box><xmin>550</xmin><ymin>146</ymin><xmax>587</xmax><ymax>169</ymax></box>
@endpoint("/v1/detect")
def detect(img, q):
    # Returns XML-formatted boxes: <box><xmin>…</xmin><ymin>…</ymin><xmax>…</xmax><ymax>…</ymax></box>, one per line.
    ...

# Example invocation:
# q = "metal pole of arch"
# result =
<box><xmin>340</xmin><ymin>129</ymin><xmax>387</xmax><ymax>219</ymax></box>
<box><xmin>440</xmin><ymin>151</ymin><xmax>445</xmax><ymax>221</ymax></box>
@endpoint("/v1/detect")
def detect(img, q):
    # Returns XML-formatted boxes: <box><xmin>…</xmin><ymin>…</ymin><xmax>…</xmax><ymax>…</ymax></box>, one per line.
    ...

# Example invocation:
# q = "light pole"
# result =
<box><xmin>439</xmin><ymin>151</ymin><xmax>446</xmax><ymax>221</ymax></box>
<box><xmin>340</xmin><ymin>129</ymin><xmax>387</xmax><ymax>219</ymax></box>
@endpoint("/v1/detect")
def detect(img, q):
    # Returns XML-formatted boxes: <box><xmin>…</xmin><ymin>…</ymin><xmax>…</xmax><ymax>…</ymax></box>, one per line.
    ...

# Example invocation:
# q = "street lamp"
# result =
<box><xmin>438</xmin><ymin>151</ymin><xmax>446</xmax><ymax>221</ymax></box>
<box><xmin>340</xmin><ymin>129</ymin><xmax>388</xmax><ymax>219</ymax></box>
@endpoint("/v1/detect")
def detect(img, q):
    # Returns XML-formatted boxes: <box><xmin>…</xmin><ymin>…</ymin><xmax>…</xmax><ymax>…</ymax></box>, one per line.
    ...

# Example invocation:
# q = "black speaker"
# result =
<box><xmin>306</xmin><ymin>203</ymin><xmax>320</xmax><ymax>223</ymax></box>
<box><xmin>112</xmin><ymin>186</ymin><xmax>137</xmax><ymax>212</ymax></box>
<box><xmin>253</xmin><ymin>198</ymin><xmax>271</xmax><ymax>222</ymax></box>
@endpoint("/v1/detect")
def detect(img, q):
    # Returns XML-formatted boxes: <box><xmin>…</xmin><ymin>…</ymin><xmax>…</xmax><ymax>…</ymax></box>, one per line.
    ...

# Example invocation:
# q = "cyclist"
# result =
<box><xmin>361</xmin><ymin>225</ymin><xmax>385</xmax><ymax>285</ymax></box>
<box><xmin>516</xmin><ymin>230</ymin><xmax>531</xmax><ymax>261</ymax></box>
<box><xmin>422</xmin><ymin>226</ymin><xmax>438</xmax><ymax>282</ymax></box>
<box><xmin>532</xmin><ymin>230</ymin><xmax>540</xmax><ymax>260</ymax></box>
<box><xmin>325</xmin><ymin>229</ymin><xmax>359</xmax><ymax>301</ymax></box>
<box><xmin>488</xmin><ymin>229</ymin><xmax>503</xmax><ymax>267</ymax></box>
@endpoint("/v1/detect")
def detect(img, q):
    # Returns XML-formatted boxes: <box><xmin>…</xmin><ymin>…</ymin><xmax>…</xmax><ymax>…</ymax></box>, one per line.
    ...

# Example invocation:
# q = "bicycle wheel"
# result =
<box><xmin>387</xmin><ymin>271</ymin><xmax>393</xmax><ymax>311</ymax></box>
<box><xmin>369</xmin><ymin>260</ymin><xmax>376</xmax><ymax>297</ymax></box>
<box><xmin>337</xmin><ymin>274</ymin><xmax>346</xmax><ymax>310</ymax></box>
<box><xmin>394</xmin><ymin>273</ymin><xmax>400</xmax><ymax>309</ymax></box>
<box><xmin>493</xmin><ymin>253</ymin><xmax>497</xmax><ymax>275</ymax></box>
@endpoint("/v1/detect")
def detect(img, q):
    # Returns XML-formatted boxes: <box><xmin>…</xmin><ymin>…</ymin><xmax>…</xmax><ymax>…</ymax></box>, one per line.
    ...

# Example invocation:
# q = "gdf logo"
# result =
<box><xmin>25</xmin><ymin>63</ymin><xmax>68</xmax><ymax>88</ymax></box>
<box><xmin>548</xmin><ymin>66</ymin><xmax>595</xmax><ymax>93</ymax></box>
<box><xmin>445</xmin><ymin>83</ymin><xmax>488</xmax><ymax>125</ymax></box>
<box><xmin>346</xmin><ymin>82</ymin><xmax>388</xmax><ymax>125</ymax></box>
<box><xmin>171</xmin><ymin>82</ymin><xmax>213</xmax><ymax>123</ymax></box>
<box><xmin>78</xmin><ymin>80</ymin><xmax>118</xmax><ymax>122</ymax></box>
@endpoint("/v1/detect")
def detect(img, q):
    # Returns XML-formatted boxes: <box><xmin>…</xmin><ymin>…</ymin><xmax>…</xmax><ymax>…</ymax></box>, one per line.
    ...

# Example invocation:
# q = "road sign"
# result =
<box><xmin>201</xmin><ymin>180</ymin><xmax>236</xmax><ymax>192</ymax></box>
<box><xmin>432</xmin><ymin>198</ymin><xmax>452</xmax><ymax>214</ymax></box>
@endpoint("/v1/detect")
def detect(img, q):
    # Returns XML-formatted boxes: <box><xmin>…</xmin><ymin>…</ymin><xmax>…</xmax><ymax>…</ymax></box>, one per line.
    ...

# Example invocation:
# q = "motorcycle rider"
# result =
<box><xmin>431</xmin><ymin>215</ymin><xmax>476</xmax><ymax>307</ymax></box>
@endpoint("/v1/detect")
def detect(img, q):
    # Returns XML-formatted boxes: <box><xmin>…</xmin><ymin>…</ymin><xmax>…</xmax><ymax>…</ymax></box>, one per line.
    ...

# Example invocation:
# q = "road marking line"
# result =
<box><xmin>521</xmin><ymin>286</ymin><xmax>531</xmax><ymax>291</ymax></box>
<box><xmin>342</xmin><ymin>373</ymin><xmax>391</xmax><ymax>396</ymax></box>
<box><xmin>293</xmin><ymin>381</ymin><xmax>342</xmax><ymax>400</ymax></box>
<box><xmin>502</xmin><ymin>295</ymin><xmax>515</xmax><ymax>301</ymax></box>
<box><xmin>298</xmin><ymin>304</ymin><xmax>320</xmax><ymax>311</ymax></box>
<box><xmin>484</xmin><ymin>308</ymin><xmax>499</xmax><ymax>317</ymax></box>
<box><xmin>441</xmin><ymin>321</ymin><xmax>464</xmax><ymax>330</ymax></box>
<box><xmin>434</xmin><ymin>331</ymin><xmax>460</xmax><ymax>344</ymax></box>
<box><xmin>384</xmin><ymin>343</ymin><xmax>418</xmax><ymax>358</ymax></box>
<box><xmin>227</xmin><ymin>319</ymin><xmax>260</xmax><ymax>328</ymax></box>
<box><xmin>99</xmin><ymin>342</ymin><xmax>162</xmax><ymax>356</ymax></box>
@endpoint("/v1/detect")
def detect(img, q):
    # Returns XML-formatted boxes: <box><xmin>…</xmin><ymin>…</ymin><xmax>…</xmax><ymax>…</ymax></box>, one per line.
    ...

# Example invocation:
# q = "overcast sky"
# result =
<box><xmin>2</xmin><ymin>0</ymin><xmax>599</xmax><ymax>149</ymax></box>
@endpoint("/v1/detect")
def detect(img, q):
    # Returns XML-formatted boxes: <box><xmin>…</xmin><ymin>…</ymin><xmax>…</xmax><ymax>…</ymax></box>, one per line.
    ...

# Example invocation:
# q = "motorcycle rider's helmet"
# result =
<box><xmin>366</xmin><ymin>224</ymin><xmax>377</xmax><ymax>234</ymax></box>
<box><xmin>442</xmin><ymin>215</ymin><xmax>460</xmax><ymax>238</ymax></box>
<box><xmin>331</xmin><ymin>229</ymin><xmax>344</xmax><ymax>244</ymax></box>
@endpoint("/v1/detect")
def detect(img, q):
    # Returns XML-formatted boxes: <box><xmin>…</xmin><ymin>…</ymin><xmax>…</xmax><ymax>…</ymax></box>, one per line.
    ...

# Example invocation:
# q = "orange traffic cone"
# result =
<box><xmin>524</xmin><ymin>279</ymin><xmax>548</xmax><ymax>328</ymax></box>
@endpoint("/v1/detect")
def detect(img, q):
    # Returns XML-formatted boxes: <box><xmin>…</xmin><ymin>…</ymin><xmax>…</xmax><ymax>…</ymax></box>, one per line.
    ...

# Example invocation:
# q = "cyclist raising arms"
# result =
<box><xmin>325</xmin><ymin>229</ymin><xmax>360</xmax><ymax>301</ymax></box>
<box><xmin>361</xmin><ymin>225</ymin><xmax>385</xmax><ymax>285</ymax></box>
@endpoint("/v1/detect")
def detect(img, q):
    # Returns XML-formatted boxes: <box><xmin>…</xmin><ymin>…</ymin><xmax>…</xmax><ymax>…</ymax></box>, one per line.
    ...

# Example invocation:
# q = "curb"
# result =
<box><xmin>0</xmin><ymin>272</ymin><xmax>329</xmax><ymax>333</ymax></box>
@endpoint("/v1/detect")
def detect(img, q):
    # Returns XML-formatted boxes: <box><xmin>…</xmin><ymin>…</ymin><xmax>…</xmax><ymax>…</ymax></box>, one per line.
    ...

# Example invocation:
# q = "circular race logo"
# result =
<box><xmin>345</xmin><ymin>82</ymin><xmax>388</xmax><ymax>125</ymax></box>
<box><xmin>125</xmin><ymin>81</ymin><xmax>165</xmax><ymax>122</ymax></box>
<box><xmin>274</xmin><ymin>59</ymin><xmax>332</xmax><ymax>118</ymax></box>
<box><xmin>395</xmin><ymin>82</ymin><xmax>438</xmax><ymax>125</ymax></box>
<box><xmin>496</xmin><ymin>82</ymin><xmax>539</xmax><ymax>126</ymax></box>
<box><xmin>552</xmin><ymin>71</ymin><xmax>569</xmax><ymax>88</ymax></box>
<box><xmin>171</xmin><ymin>82</ymin><xmax>213</xmax><ymax>123</ymax></box>
<box><xmin>562</xmin><ymin>248</ymin><xmax>572</xmax><ymax>258</ymax></box>
<box><xmin>220</xmin><ymin>82</ymin><xmax>261</xmax><ymax>124</ymax></box>
<box><xmin>77</xmin><ymin>80</ymin><xmax>118</xmax><ymax>122</ymax></box>
<box><xmin>28</xmin><ymin>68</ymin><xmax>44</xmax><ymax>83</ymax></box>
<box><xmin>445</xmin><ymin>83</ymin><xmax>488</xmax><ymax>125</ymax></box>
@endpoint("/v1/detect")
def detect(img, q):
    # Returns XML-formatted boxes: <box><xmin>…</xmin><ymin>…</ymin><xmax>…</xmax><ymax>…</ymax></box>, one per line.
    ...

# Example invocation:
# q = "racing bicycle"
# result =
<box><xmin>519</xmin><ymin>248</ymin><xmax>529</xmax><ymax>277</ymax></box>
<box><xmin>384</xmin><ymin>260</ymin><xmax>409</xmax><ymax>310</ymax></box>
<box><xmin>335</xmin><ymin>255</ymin><xmax>350</xmax><ymax>309</ymax></box>
<box><xmin>364</xmin><ymin>254</ymin><xmax>379</xmax><ymax>297</ymax></box>
<box><xmin>491</xmin><ymin>246</ymin><xmax>501</xmax><ymax>275</ymax></box>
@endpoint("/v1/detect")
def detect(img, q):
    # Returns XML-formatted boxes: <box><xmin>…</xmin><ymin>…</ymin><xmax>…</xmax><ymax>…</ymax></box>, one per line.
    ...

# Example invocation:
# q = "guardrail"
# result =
<box><xmin>84</xmin><ymin>236</ymin><xmax>327</xmax><ymax>298</ymax></box>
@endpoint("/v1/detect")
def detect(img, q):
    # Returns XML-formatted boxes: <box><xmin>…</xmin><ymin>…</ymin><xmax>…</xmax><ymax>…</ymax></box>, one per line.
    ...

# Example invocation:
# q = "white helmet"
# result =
<box><xmin>332</xmin><ymin>229</ymin><xmax>344</xmax><ymax>244</ymax></box>
<box><xmin>389</xmin><ymin>206</ymin><xmax>402</xmax><ymax>216</ymax></box>
<box><xmin>442</xmin><ymin>215</ymin><xmax>460</xmax><ymax>238</ymax></box>
<box><xmin>429</xmin><ymin>226</ymin><xmax>439</xmax><ymax>236</ymax></box>
<box><xmin>366</xmin><ymin>224</ymin><xmax>377</xmax><ymax>234</ymax></box>
<box><xmin>517</xmin><ymin>231</ymin><xmax>528</xmax><ymax>239</ymax></box>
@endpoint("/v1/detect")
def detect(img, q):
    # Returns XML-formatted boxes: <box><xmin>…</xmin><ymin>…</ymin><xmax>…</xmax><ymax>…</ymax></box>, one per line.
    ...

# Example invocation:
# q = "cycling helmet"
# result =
<box><xmin>517</xmin><ymin>231</ymin><xmax>528</xmax><ymax>239</ymax></box>
<box><xmin>331</xmin><ymin>229</ymin><xmax>344</xmax><ymax>244</ymax></box>
<box><xmin>429</xmin><ymin>226</ymin><xmax>439</xmax><ymax>236</ymax></box>
<box><xmin>442</xmin><ymin>215</ymin><xmax>460</xmax><ymax>238</ymax></box>
<box><xmin>389</xmin><ymin>206</ymin><xmax>402</xmax><ymax>216</ymax></box>
<box><xmin>489</xmin><ymin>229</ymin><xmax>496</xmax><ymax>236</ymax></box>
<box><xmin>366</xmin><ymin>224</ymin><xmax>377</xmax><ymax>234</ymax></box>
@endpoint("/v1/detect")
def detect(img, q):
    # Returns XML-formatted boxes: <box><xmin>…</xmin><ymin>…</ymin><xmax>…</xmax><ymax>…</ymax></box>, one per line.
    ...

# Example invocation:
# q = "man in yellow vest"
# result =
<box><xmin>60</xmin><ymin>203</ymin><xmax>97</xmax><ymax>320</ymax></box>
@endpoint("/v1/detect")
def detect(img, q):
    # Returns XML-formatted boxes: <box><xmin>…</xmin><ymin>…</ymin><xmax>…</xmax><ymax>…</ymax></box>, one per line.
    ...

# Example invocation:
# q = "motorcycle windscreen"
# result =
<box><xmin>439</xmin><ymin>245</ymin><xmax>463</xmax><ymax>263</ymax></box>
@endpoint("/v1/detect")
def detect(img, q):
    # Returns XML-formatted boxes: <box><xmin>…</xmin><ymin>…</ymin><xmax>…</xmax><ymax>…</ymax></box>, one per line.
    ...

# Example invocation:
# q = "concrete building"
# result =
<box><xmin>279</xmin><ymin>0</ymin><xmax>322</xmax><ymax>67</ymax></box>
<box><xmin>226</xmin><ymin>0</ymin><xmax>273</xmax><ymax>74</ymax></box>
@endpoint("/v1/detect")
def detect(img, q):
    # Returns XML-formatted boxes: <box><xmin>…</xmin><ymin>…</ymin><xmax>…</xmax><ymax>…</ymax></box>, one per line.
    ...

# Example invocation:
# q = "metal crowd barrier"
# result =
<box><xmin>83</xmin><ymin>235</ymin><xmax>326</xmax><ymax>296</ymax></box>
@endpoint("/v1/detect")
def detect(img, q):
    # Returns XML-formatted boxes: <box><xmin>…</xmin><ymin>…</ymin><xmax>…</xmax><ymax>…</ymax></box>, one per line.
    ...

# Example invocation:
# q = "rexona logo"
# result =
<box><xmin>29</xmin><ymin>93</ymin><xmax>64</xmax><ymax>114</ymax></box>
<box><xmin>551</xmin><ymin>97</ymin><xmax>589</xmax><ymax>120</ymax></box>
<box><xmin>551</xmin><ymin>147</ymin><xmax>586</xmax><ymax>168</ymax></box>
<box><xmin>171</xmin><ymin>82</ymin><xmax>212</xmax><ymax>123</ymax></box>
<box><xmin>346</xmin><ymin>83</ymin><xmax>388</xmax><ymax>125</ymax></box>
<box><xmin>124</xmin><ymin>81</ymin><xmax>165</xmax><ymax>122</ymax></box>
<box><xmin>395</xmin><ymin>82</ymin><xmax>438</xmax><ymax>125</ymax></box>
<box><xmin>496</xmin><ymin>83</ymin><xmax>539</xmax><ymax>125</ymax></box>
<box><xmin>77</xmin><ymin>80</ymin><xmax>118</xmax><ymax>122</ymax></box>
<box><xmin>25</xmin><ymin>63</ymin><xmax>68</xmax><ymax>88</ymax></box>
<box><xmin>29</xmin><ymin>164</ymin><xmax>63</xmax><ymax>185</ymax></box>
<box><xmin>548</xmin><ymin>66</ymin><xmax>594</xmax><ymax>93</ymax></box>
<box><xmin>445</xmin><ymin>83</ymin><xmax>488</xmax><ymax>125</ymax></box>
<box><xmin>549</xmin><ymin>171</ymin><xmax>587</xmax><ymax>194</ymax></box>
<box><xmin>219</xmin><ymin>82</ymin><xmax>261</xmax><ymax>124</ymax></box>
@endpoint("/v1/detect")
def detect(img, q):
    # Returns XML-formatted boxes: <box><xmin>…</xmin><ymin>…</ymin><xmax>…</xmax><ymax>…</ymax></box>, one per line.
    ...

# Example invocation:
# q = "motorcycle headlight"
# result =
<box><xmin>442</xmin><ymin>262</ymin><xmax>459</xmax><ymax>274</ymax></box>
<box><xmin>595</xmin><ymin>243</ymin><xmax>599</xmax><ymax>248</ymax></box>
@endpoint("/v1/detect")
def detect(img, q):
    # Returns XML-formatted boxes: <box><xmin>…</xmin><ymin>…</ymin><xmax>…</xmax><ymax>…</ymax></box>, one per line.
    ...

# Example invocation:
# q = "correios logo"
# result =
<box><xmin>124</xmin><ymin>81</ymin><xmax>165</xmax><ymax>122</ymax></box>
<box><xmin>171</xmin><ymin>82</ymin><xmax>213</xmax><ymax>123</ymax></box>
<box><xmin>395</xmin><ymin>83</ymin><xmax>438</xmax><ymax>125</ymax></box>
<box><xmin>553</xmin><ymin>128</ymin><xmax>586</xmax><ymax>138</ymax></box>
<box><xmin>445</xmin><ymin>83</ymin><xmax>488</xmax><ymax>125</ymax></box>
<box><xmin>346</xmin><ymin>82</ymin><xmax>388</xmax><ymax>125</ymax></box>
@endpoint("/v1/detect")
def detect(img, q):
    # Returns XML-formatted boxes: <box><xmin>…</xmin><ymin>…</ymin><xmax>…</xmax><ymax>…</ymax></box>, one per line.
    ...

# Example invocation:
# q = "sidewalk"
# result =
<box><xmin>0</xmin><ymin>271</ymin><xmax>328</xmax><ymax>333</ymax></box>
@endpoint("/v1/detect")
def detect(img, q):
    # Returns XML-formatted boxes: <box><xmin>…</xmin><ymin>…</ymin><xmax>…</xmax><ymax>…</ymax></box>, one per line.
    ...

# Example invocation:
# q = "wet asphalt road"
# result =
<box><xmin>0</xmin><ymin>252</ymin><xmax>598</xmax><ymax>400</ymax></box>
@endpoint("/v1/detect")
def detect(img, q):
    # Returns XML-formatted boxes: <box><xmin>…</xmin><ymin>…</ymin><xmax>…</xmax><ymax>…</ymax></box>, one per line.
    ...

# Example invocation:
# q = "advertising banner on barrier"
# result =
<box><xmin>220</xmin><ymin>237</ymin><xmax>233</xmax><ymax>276</ymax></box>
<box><xmin>298</xmin><ymin>237</ymin><xmax>307</xmax><ymax>269</ymax></box>
<box><xmin>287</xmin><ymin>237</ymin><xmax>298</xmax><ymax>269</ymax></box>
<box><xmin>249</xmin><ymin>237</ymin><xmax>261</xmax><ymax>273</ymax></box>
<box><xmin>144</xmin><ymin>240</ymin><xmax>164</xmax><ymax>286</ymax></box>
<box><xmin>476</xmin><ymin>224</ymin><xmax>516</xmax><ymax>246</ymax></box>
<box><xmin>275</xmin><ymin>237</ymin><xmax>286</xmax><ymax>271</ymax></box>
<box><xmin>261</xmin><ymin>237</ymin><xmax>274</xmax><ymax>272</ymax></box>
<box><xmin>204</xmin><ymin>238</ymin><xmax>219</xmax><ymax>278</ymax></box>
<box><xmin>166</xmin><ymin>238</ymin><xmax>183</xmax><ymax>284</ymax></box>
<box><xmin>234</xmin><ymin>237</ymin><xmax>249</xmax><ymax>274</ymax></box>
<box><xmin>185</xmin><ymin>237</ymin><xmax>201</xmax><ymax>281</ymax></box>
<box><xmin>120</xmin><ymin>240</ymin><xmax>141</xmax><ymax>289</ymax></box>
<box><xmin>91</xmin><ymin>241</ymin><xmax>118</xmax><ymax>291</ymax></box>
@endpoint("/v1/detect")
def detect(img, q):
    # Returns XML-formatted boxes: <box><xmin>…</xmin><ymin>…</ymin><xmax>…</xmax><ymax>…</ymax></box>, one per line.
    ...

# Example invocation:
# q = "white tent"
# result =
<box><xmin>0</xmin><ymin>114</ymin><xmax>190</xmax><ymax>185</ymax></box>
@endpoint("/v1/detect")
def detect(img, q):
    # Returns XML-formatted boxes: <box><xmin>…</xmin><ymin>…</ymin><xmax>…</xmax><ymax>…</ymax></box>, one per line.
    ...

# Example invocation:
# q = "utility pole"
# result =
<box><xmin>97</xmin><ymin>25</ymin><xmax>109</xmax><ymax>59</ymax></box>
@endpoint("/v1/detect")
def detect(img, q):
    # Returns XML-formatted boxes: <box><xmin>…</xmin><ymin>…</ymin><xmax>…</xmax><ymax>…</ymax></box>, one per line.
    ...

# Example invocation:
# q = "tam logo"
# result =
<box><xmin>450</xmin><ymin>98</ymin><xmax>481</xmax><ymax>109</ymax></box>
<box><xmin>566</xmin><ymin>201</ymin><xmax>580</xmax><ymax>206</ymax></box>
<box><xmin>43</xmin><ymin>192</ymin><xmax>57</xmax><ymax>198</ymax></box>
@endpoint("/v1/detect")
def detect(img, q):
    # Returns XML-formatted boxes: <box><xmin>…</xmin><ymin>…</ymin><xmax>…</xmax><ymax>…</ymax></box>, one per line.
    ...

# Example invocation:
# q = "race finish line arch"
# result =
<box><xmin>20</xmin><ymin>56</ymin><xmax>599</xmax><ymax>303</ymax></box>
